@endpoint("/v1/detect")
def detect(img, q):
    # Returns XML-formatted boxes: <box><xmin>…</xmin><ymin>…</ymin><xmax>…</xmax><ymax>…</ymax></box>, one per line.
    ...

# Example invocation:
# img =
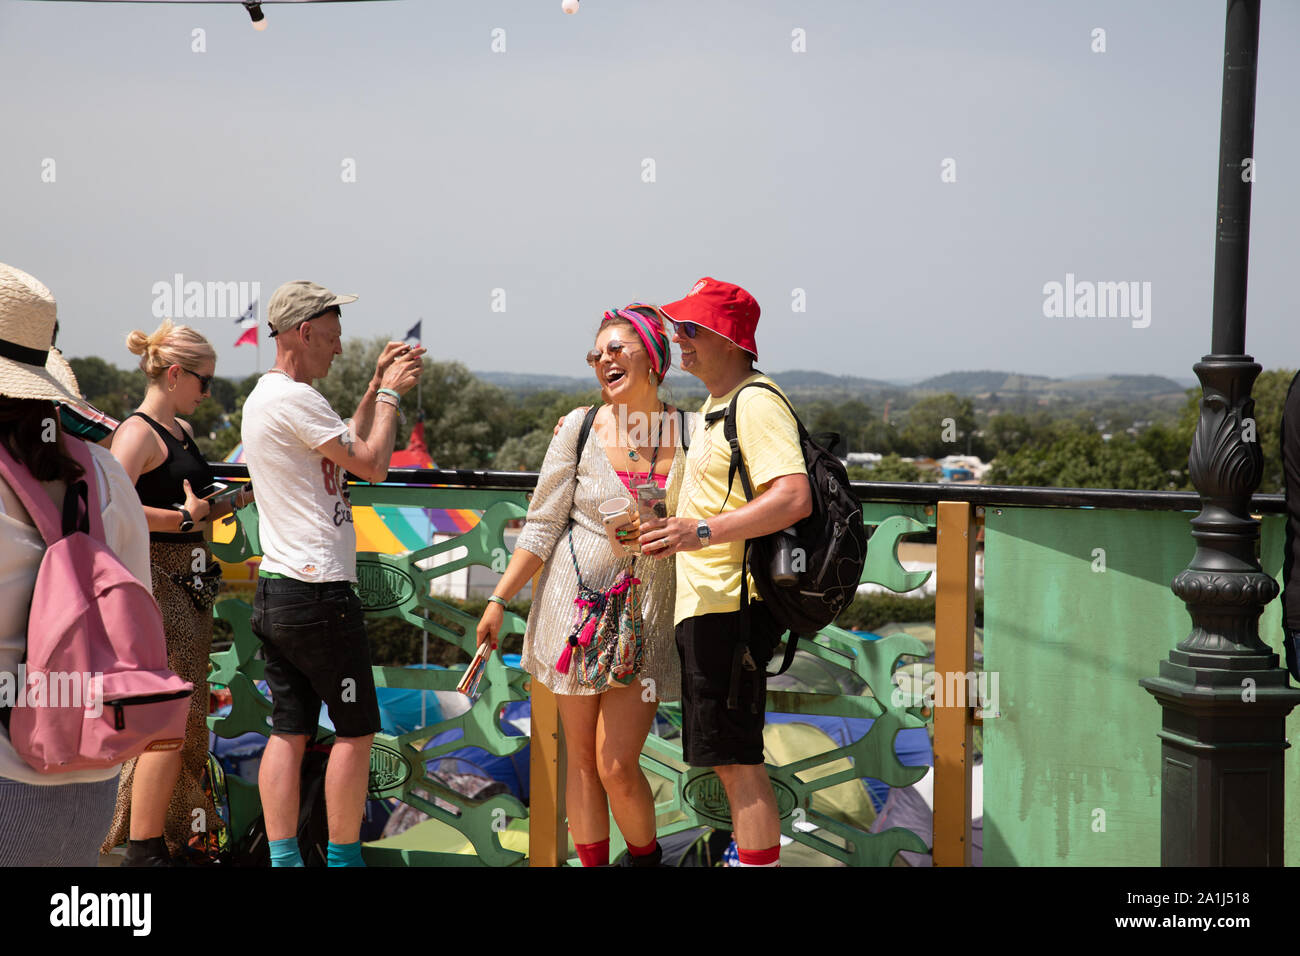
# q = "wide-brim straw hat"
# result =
<box><xmin>0</xmin><ymin>262</ymin><xmax>82</xmax><ymax>405</ymax></box>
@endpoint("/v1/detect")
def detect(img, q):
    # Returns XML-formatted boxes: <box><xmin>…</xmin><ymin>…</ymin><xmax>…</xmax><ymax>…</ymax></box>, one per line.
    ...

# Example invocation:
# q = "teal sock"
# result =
<box><xmin>327</xmin><ymin>841</ymin><xmax>366</xmax><ymax>868</ymax></box>
<box><xmin>269</xmin><ymin>838</ymin><xmax>304</xmax><ymax>868</ymax></box>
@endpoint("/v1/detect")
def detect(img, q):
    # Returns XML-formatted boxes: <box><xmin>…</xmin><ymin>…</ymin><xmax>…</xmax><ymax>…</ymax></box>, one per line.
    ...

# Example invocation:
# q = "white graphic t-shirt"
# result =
<box><xmin>241</xmin><ymin>370</ymin><xmax>354</xmax><ymax>582</ymax></box>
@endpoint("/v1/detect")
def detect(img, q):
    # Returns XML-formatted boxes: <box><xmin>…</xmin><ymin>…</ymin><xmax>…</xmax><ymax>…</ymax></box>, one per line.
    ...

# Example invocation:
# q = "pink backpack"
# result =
<box><xmin>0</xmin><ymin>438</ymin><xmax>192</xmax><ymax>773</ymax></box>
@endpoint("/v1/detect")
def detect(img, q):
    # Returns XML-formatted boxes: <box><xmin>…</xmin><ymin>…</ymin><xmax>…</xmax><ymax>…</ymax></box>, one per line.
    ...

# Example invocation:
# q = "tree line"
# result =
<box><xmin>66</xmin><ymin>344</ymin><xmax>1297</xmax><ymax>493</ymax></box>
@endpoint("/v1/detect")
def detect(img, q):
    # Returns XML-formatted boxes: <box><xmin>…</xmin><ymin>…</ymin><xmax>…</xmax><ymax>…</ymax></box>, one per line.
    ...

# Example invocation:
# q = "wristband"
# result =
<box><xmin>376</xmin><ymin>393</ymin><xmax>406</xmax><ymax>425</ymax></box>
<box><xmin>488</xmin><ymin>595</ymin><xmax>508</xmax><ymax>608</ymax></box>
<box><xmin>377</xmin><ymin>387</ymin><xmax>401</xmax><ymax>401</ymax></box>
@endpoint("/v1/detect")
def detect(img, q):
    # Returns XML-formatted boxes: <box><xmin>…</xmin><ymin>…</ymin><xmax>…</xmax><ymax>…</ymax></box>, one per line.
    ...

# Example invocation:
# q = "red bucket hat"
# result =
<box><xmin>660</xmin><ymin>277</ymin><xmax>760</xmax><ymax>359</ymax></box>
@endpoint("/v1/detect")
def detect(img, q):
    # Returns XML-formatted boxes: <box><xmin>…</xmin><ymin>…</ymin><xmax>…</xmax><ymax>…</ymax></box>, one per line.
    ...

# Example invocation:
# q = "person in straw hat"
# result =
<box><xmin>0</xmin><ymin>261</ymin><xmax>153</xmax><ymax>866</ymax></box>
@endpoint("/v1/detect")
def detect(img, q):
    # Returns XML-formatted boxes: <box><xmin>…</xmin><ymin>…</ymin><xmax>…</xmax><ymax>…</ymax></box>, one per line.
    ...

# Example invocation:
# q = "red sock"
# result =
<box><xmin>627</xmin><ymin>838</ymin><xmax>659</xmax><ymax>858</ymax></box>
<box><xmin>574</xmin><ymin>838</ymin><xmax>610</xmax><ymax>867</ymax></box>
<box><xmin>737</xmin><ymin>845</ymin><xmax>781</xmax><ymax>867</ymax></box>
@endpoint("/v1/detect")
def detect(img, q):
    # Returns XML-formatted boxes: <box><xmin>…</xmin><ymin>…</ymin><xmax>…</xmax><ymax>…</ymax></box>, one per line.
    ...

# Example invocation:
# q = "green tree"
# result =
<box><xmin>197</xmin><ymin>396</ymin><xmax>246</xmax><ymax>461</ymax></box>
<box><xmin>805</xmin><ymin>399</ymin><xmax>874</xmax><ymax>456</ymax></box>
<box><xmin>1136</xmin><ymin>422</ymin><xmax>1191</xmax><ymax>490</ymax></box>
<box><xmin>314</xmin><ymin>338</ymin><xmax>514</xmax><ymax>469</ymax></box>
<box><xmin>1250</xmin><ymin>369</ymin><xmax>1293</xmax><ymax>494</ymax></box>
<box><xmin>67</xmin><ymin>356</ymin><xmax>145</xmax><ymax>421</ymax></box>
<box><xmin>988</xmin><ymin>427</ymin><xmax>1167</xmax><ymax>489</ymax></box>
<box><xmin>494</xmin><ymin>429</ymin><xmax>555</xmax><ymax>471</ymax></box>
<box><xmin>898</xmin><ymin>394</ymin><xmax>979</xmax><ymax>459</ymax></box>
<box><xmin>847</xmin><ymin>454</ymin><xmax>937</xmax><ymax>483</ymax></box>
<box><xmin>984</xmin><ymin>411</ymin><xmax>1056</xmax><ymax>457</ymax></box>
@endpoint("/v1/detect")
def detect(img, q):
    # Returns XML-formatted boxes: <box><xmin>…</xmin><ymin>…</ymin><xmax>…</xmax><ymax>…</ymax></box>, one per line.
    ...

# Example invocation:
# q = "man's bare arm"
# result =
<box><xmin>317</xmin><ymin>401</ymin><xmax>401</xmax><ymax>484</ymax></box>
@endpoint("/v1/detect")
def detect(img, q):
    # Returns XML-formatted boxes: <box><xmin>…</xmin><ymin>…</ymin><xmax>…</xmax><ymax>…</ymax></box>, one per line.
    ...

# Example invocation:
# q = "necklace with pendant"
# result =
<box><xmin>624</xmin><ymin>404</ymin><xmax>663</xmax><ymax>465</ymax></box>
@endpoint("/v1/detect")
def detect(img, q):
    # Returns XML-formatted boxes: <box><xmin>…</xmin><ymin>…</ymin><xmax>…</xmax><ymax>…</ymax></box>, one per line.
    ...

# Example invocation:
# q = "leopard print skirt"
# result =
<box><xmin>100</xmin><ymin>540</ymin><xmax>219</xmax><ymax>858</ymax></box>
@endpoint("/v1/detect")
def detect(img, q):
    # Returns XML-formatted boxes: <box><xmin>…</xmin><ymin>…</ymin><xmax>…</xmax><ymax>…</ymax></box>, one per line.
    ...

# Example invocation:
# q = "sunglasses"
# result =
<box><xmin>670</xmin><ymin>320</ymin><xmax>698</xmax><ymax>339</ymax></box>
<box><xmin>179</xmin><ymin>367</ymin><xmax>214</xmax><ymax>392</ymax></box>
<box><xmin>586</xmin><ymin>339</ymin><xmax>640</xmax><ymax>366</ymax></box>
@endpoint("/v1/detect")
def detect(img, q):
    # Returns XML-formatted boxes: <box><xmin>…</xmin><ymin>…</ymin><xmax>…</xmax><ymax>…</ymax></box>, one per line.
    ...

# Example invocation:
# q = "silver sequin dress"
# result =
<box><xmin>516</xmin><ymin>407</ymin><xmax>696</xmax><ymax>701</ymax></box>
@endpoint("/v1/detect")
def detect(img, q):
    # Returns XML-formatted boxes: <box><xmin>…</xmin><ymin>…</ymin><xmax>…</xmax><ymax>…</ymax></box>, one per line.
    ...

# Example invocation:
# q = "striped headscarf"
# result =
<box><xmin>600</xmin><ymin>303</ymin><xmax>671</xmax><ymax>379</ymax></box>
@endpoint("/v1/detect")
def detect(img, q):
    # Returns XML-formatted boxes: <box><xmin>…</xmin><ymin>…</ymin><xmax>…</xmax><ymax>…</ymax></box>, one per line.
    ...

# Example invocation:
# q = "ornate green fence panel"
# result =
<box><xmin>208</xmin><ymin>485</ymin><xmax>935</xmax><ymax>866</ymax></box>
<box><xmin>210</xmin><ymin>486</ymin><xmax>534</xmax><ymax>866</ymax></box>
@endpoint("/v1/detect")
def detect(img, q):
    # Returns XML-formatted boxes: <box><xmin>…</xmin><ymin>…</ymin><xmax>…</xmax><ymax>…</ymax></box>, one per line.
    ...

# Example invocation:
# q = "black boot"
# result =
<box><xmin>617</xmin><ymin>843</ymin><xmax>664</xmax><ymax>867</ymax></box>
<box><xmin>122</xmin><ymin>836</ymin><xmax>172</xmax><ymax>867</ymax></box>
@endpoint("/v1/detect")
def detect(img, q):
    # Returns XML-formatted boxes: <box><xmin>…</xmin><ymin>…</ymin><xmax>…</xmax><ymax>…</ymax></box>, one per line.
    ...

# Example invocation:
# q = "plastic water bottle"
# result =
<box><xmin>770</xmin><ymin>527</ymin><xmax>799</xmax><ymax>587</ymax></box>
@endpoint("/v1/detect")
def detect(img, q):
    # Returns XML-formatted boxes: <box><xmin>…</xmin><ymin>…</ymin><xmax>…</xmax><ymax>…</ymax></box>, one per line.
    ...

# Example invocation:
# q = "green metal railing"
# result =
<box><xmin>206</xmin><ymin>471</ymin><xmax>936</xmax><ymax>866</ymax></box>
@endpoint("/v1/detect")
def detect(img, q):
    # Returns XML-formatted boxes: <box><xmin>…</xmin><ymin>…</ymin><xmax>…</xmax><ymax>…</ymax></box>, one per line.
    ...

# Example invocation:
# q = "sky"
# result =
<box><xmin>2</xmin><ymin>0</ymin><xmax>1298</xmax><ymax>384</ymax></box>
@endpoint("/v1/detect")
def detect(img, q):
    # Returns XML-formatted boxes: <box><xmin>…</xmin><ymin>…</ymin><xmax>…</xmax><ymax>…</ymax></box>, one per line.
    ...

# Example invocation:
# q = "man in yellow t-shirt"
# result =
<box><xmin>639</xmin><ymin>277</ymin><xmax>811</xmax><ymax>868</ymax></box>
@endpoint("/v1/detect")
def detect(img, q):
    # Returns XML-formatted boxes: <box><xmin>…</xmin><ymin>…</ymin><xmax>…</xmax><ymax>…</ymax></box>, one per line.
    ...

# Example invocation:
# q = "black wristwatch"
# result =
<box><xmin>176</xmin><ymin>507</ymin><xmax>195</xmax><ymax>533</ymax></box>
<box><xmin>696</xmin><ymin>520</ymin><xmax>712</xmax><ymax>544</ymax></box>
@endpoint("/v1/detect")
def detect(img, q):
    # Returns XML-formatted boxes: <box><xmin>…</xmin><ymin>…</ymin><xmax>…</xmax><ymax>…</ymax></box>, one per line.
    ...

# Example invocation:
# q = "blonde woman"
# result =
<box><xmin>100</xmin><ymin>320</ymin><xmax>252</xmax><ymax>866</ymax></box>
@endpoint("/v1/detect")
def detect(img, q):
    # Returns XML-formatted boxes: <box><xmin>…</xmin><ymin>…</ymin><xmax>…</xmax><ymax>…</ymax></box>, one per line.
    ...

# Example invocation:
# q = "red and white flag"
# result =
<box><xmin>234</xmin><ymin>300</ymin><xmax>258</xmax><ymax>348</ymax></box>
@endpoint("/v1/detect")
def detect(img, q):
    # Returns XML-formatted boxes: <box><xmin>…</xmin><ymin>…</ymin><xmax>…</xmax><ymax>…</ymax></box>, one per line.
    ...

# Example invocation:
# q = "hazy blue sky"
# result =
<box><xmin>3</xmin><ymin>0</ymin><xmax>1297</xmax><ymax>383</ymax></box>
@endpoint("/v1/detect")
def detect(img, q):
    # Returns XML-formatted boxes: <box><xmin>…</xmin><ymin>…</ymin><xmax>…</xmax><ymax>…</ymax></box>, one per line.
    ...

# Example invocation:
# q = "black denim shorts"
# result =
<box><xmin>675</xmin><ymin>601</ymin><xmax>784</xmax><ymax>768</ymax></box>
<box><xmin>251</xmin><ymin>577</ymin><xmax>381</xmax><ymax>739</ymax></box>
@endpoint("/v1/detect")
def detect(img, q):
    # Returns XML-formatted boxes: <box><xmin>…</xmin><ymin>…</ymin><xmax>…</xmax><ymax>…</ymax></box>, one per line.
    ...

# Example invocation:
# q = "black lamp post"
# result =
<box><xmin>1140</xmin><ymin>0</ymin><xmax>1300</xmax><ymax>866</ymax></box>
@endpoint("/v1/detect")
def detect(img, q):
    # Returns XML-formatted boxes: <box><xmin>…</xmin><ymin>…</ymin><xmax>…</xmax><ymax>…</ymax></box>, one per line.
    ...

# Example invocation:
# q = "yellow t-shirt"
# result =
<box><xmin>673</xmin><ymin>373</ymin><xmax>808</xmax><ymax>625</ymax></box>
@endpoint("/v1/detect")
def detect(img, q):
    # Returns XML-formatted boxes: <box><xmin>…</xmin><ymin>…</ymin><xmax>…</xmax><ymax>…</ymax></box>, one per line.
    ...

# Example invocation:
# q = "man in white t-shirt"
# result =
<box><xmin>241</xmin><ymin>280</ymin><xmax>423</xmax><ymax>868</ymax></box>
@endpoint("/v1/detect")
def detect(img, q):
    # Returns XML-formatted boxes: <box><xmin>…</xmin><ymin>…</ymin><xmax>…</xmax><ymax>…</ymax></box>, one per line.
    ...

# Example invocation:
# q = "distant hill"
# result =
<box><xmin>477</xmin><ymin>367</ymin><xmax>1193</xmax><ymax>404</ymax></box>
<box><xmin>766</xmin><ymin>370</ymin><xmax>894</xmax><ymax>391</ymax></box>
<box><xmin>914</xmin><ymin>370</ymin><xmax>1053</xmax><ymax>393</ymax></box>
<box><xmin>910</xmin><ymin>370</ymin><xmax>1186</xmax><ymax>399</ymax></box>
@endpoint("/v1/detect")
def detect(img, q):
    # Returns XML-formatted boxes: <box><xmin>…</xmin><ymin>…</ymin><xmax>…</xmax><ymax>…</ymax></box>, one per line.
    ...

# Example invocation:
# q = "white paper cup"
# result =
<box><xmin>599</xmin><ymin>496</ymin><xmax>637</xmax><ymax>557</ymax></box>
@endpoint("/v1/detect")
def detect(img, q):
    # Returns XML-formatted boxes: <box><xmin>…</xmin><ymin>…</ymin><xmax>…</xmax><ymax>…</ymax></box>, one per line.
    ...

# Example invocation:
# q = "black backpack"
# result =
<box><xmin>704</xmin><ymin>380</ymin><xmax>869</xmax><ymax>686</ymax></box>
<box><xmin>222</xmin><ymin>743</ymin><xmax>332</xmax><ymax>867</ymax></box>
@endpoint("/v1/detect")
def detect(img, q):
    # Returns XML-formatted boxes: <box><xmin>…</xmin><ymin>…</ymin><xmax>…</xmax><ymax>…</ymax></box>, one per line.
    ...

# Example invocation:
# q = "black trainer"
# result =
<box><xmin>122</xmin><ymin>837</ymin><xmax>173</xmax><ymax>868</ymax></box>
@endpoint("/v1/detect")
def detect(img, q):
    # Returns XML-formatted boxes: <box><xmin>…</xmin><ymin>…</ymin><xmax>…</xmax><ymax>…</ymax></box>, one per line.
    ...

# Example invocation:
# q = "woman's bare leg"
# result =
<box><xmin>595</xmin><ymin>682</ymin><xmax>661</xmax><ymax>848</ymax></box>
<box><xmin>555</xmin><ymin>693</ymin><xmax>608</xmax><ymax>844</ymax></box>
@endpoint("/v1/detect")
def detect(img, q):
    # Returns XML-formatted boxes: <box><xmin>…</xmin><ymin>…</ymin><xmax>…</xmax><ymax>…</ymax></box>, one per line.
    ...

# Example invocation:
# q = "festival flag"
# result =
<box><xmin>403</xmin><ymin>320</ymin><xmax>422</xmax><ymax>345</ymax></box>
<box><xmin>234</xmin><ymin>299</ymin><xmax>258</xmax><ymax>348</ymax></box>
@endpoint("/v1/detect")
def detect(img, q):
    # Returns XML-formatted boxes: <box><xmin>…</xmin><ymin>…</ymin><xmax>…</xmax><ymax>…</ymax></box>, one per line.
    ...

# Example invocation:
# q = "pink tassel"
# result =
<box><xmin>556</xmin><ymin>643</ymin><xmax>573</xmax><ymax>674</ymax></box>
<box><xmin>578</xmin><ymin>616</ymin><xmax>598</xmax><ymax>647</ymax></box>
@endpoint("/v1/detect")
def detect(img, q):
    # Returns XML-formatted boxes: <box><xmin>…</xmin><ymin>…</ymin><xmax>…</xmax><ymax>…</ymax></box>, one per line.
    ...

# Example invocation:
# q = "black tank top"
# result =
<box><xmin>127</xmin><ymin>412</ymin><xmax>214</xmax><ymax>543</ymax></box>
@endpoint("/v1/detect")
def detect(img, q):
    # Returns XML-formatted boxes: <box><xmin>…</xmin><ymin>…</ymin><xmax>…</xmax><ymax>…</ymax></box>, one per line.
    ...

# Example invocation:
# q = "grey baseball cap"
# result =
<box><xmin>266</xmin><ymin>280</ymin><xmax>358</xmax><ymax>337</ymax></box>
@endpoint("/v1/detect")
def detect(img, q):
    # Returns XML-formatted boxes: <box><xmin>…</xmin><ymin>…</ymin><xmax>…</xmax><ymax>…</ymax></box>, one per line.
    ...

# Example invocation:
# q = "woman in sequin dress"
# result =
<box><xmin>476</xmin><ymin>305</ymin><xmax>694</xmax><ymax>867</ymax></box>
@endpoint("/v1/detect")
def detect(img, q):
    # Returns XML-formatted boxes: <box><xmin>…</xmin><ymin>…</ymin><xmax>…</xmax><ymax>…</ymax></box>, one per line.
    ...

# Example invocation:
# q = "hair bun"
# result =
<box><xmin>125</xmin><ymin>329</ymin><xmax>151</xmax><ymax>355</ymax></box>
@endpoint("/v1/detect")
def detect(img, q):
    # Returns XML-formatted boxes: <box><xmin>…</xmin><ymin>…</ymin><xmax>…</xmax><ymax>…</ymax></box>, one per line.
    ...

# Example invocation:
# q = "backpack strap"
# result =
<box><xmin>705</xmin><ymin>378</ymin><xmax>804</xmax><ymax>511</ymax></box>
<box><xmin>575</xmin><ymin>405</ymin><xmax>601</xmax><ymax>468</ymax></box>
<box><xmin>703</xmin><ymin>380</ymin><xmax>807</xmax><ymax>707</ymax></box>
<box><xmin>0</xmin><ymin>435</ymin><xmax>103</xmax><ymax>547</ymax></box>
<box><xmin>677</xmin><ymin>408</ymin><xmax>690</xmax><ymax>453</ymax></box>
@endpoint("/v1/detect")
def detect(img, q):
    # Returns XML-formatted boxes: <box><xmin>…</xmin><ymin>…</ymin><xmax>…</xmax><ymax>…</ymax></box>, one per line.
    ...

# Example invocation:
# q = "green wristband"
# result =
<box><xmin>377</xmin><ymin>387</ymin><xmax>401</xmax><ymax>401</ymax></box>
<box><xmin>487</xmin><ymin>595</ymin><xmax>508</xmax><ymax>608</ymax></box>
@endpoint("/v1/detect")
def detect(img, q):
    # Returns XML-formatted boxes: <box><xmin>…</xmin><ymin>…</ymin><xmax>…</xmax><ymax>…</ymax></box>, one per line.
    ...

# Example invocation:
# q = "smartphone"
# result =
<box><xmin>196</xmin><ymin>481</ymin><xmax>230</xmax><ymax>500</ymax></box>
<box><xmin>634</xmin><ymin>483</ymin><xmax>668</xmax><ymax>522</ymax></box>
